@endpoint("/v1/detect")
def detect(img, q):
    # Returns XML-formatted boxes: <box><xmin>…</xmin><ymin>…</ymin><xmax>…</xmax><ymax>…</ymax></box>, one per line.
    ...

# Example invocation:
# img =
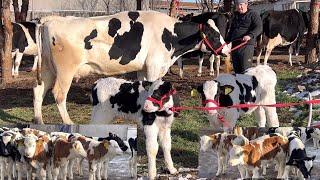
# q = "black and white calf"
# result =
<box><xmin>90</xmin><ymin>77</ymin><xmax>179</xmax><ymax>179</ymax></box>
<box><xmin>197</xmin><ymin>65</ymin><xmax>279</xmax><ymax>128</ymax></box>
<box><xmin>283</xmin><ymin>131</ymin><xmax>316</xmax><ymax>179</ymax></box>
<box><xmin>11</xmin><ymin>22</ymin><xmax>40</xmax><ymax>77</ymax></box>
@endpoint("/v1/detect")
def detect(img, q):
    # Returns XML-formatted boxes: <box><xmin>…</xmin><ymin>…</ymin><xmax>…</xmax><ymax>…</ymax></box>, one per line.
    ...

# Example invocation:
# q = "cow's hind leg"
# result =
<box><xmin>33</xmin><ymin>67</ymin><xmax>55</xmax><ymax>124</ymax></box>
<box><xmin>144</xmin><ymin>123</ymin><xmax>159</xmax><ymax>179</ymax></box>
<box><xmin>254</xmin><ymin>107</ymin><xmax>267</xmax><ymax>127</ymax></box>
<box><xmin>197</xmin><ymin>55</ymin><xmax>204</xmax><ymax>77</ymax></box>
<box><xmin>158</xmin><ymin>126</ymin><xmax>177</xmax><ymax>175</ymax></box>
<box><xmin>13</xmin><ymin>52</ymin><xmax>24</xmax><ymax>77</ymax></box>
<box><xmin>52</xmin><ymin>74</ymin><xmax>75</xmax><ymax>124</ymax></box>
<box><xmin>32</xmin><ymin>55</ymin><xmax>38</xmax><ymax>72</ymax></box>
<box><xmin>177</xmin><ymin>58</ymin><xmax>184</xmax><ymax>78</ymax></box>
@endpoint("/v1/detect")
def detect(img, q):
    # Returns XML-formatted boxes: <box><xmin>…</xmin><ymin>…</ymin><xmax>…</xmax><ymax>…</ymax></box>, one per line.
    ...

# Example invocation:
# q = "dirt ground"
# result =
<box><xmin>198</xmin><ymin>129</ymin><xmax>320</xmax><ymax>179</ymax></box>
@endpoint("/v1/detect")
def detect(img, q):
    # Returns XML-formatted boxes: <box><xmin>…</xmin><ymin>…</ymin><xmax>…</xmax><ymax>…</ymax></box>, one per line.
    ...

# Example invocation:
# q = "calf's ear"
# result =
<box><xmin>220</xmin><ymin>85</ymin><xmax>234</xmax><ymax>95</ymax></box>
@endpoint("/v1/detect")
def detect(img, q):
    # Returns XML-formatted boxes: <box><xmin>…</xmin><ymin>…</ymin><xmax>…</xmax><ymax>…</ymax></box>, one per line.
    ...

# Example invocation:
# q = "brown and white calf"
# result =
<box><xmin>17</xmin><ymin>134</ymin><xmax>53</xmax><ymax>180</ymax></box>
<box><xmin>200</xmin><ymin>132</ymin><xmax>248</xmax><ymax>176</ymax></box>
<box><xmin>71</xmin><ymin>136</ymin><xmax>123</xmax><ymax>180</ymax></box>
<box><xmin>51</xmin><ymin>138</ymin><xmax>87</xmax><ymax>180</ymax></box>
<box><xmin>229</xmin><ymin>134</ymin><xmax>288</xmax><ymax>179</ymax></box>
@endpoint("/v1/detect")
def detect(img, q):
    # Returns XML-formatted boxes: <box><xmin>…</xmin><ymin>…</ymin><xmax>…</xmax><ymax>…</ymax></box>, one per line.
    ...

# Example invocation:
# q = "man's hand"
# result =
<box><xmin>242</xmin><ymin>35</ymin><xmax>251</xmax><ymax>41</ymax></box>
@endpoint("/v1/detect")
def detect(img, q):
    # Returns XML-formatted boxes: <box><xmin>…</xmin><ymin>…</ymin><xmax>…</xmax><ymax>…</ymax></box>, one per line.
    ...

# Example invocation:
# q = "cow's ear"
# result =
<box><xmin>220</xmin><ymin>85</ymin><xmax>234</xmax><ymax>95</ymax></box>
<box><xmin>142</xmin><ymin>81</ymin><xmax>152</xmax><ymax>91</ymax></box>
<box><xmin>73</xmin><ymin>142</ymin><xmax>80</xmax><ymax>150</ymax></box>
<box><xmin>103</xmin><ymin>141</ymin><xmax>110</xmax><ymax>149</ymax></box>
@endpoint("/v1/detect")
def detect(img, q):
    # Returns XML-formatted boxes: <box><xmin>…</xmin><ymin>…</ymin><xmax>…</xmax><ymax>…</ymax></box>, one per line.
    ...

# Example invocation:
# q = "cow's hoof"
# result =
<box><xmin>169</xmin><ymin>167</ymin><xmax>178</xmax><ymax>175</ymax></box>
<box><xmin>197</xmin><ymin>73</ymin><xmax>202</xmax><ymax>77</ymax></box>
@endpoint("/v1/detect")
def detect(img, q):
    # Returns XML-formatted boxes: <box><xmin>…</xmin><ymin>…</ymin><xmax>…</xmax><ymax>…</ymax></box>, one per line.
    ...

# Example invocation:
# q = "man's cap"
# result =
<box><xmin>234</xmin><ymin>0</ymin><xmax>248</xmax><ymax>4</ymax></box>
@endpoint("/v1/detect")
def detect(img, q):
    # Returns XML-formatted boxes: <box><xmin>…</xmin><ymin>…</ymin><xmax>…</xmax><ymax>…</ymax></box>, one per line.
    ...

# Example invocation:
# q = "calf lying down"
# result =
<box><xmin>197</xmin><ymin>65</ymin><xmax>279</xmax><ymax>128</ymax></box>
<box><xmin>90</xmin><ymin>77</ymin><xmax>179</xmax><ymax>179</ymax></box>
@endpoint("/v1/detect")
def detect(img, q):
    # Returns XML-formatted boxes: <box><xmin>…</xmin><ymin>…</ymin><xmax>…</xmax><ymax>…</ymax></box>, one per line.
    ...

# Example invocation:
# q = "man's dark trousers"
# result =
<box><xmin>232</xmin><ymin>44</ymin><xmax>254</xmax><ymax>74</ymax></box>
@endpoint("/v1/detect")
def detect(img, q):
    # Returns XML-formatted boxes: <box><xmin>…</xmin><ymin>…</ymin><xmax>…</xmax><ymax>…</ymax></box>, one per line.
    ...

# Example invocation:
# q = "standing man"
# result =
<box><xmin>226</xmin><ymin>0</ymin><xmax>262</xmax><ymax>73</ymax></box>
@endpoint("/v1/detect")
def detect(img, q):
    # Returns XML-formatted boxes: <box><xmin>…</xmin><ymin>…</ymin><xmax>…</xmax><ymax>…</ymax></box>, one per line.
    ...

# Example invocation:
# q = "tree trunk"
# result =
<box><xmin>305</xmin><ymin>0</ymin><xmax>319</xmax><ymax>64</ymax></box>
<box><xmin>1</xmin><ymin>0</ymin><xmax>13</xmax><ymax>85</ymax></box>
<box><xmin>20</xmin><ymin>0</ymin><xmax>29</xmax><ymax>22</ymax></box>
<box><xmin>137</xmin><ymin>0</ymin><xmax>142</xmax><ymax>10</ymax></box>
<box><xmin>169</xmin><ymin>0</ymin><xmax>177</xmax><ymax>17</ymax></box>
<box><xmin>12</xmin><ymin>0</ymin><xmax>21</xmax><ymax>22</ymax></box>
<box><xmin>142</xmin><ymin>0</ymin><xmax>150</xmax><ymax>10</ymax></box>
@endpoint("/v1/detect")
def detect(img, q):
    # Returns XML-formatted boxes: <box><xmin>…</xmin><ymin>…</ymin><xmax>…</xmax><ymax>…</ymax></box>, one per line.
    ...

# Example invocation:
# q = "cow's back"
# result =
<box><xmin>42</xmin><ymin>11</ymin><xmax>178</xmax><ymax>77</ymax></box>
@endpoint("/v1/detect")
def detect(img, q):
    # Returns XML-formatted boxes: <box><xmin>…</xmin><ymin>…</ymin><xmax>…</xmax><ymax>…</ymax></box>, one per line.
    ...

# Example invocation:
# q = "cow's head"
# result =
<box><xmin>71</xmin><ymin>140</ymin><xmax>87</xmax><ymax>158</ymax></box>
<box><xmin>199</xmin><ymin>19</ymin><xmax>230</xmax><ymax>56</ymax></box>
<box><xmin>0</xmin><ymin>132</ymin><xmax>15</xmax><ymax>156</ymax></box>
<box><xmin>23</xmin><ymin>134</ymin><xmax>38</xmax><ymax>158</ymax></box>
<box><xmin>289</xmin><ymin>156</ymin><xmax>316</xmax><ymax>178</ymax></box>
<box><xmin>143</xmin><ymin>80</ymin><xmax>175</xmax><ymax>113</ymax></box>
<box><xmin>197</xmin><ymin>80</ymin><xmax>234</xmax><ymax>115</ymax></box>
<box><xmin>106</xmin><ymin>132</ymin><xmax>128</xmax><ymax>152</ymax></box>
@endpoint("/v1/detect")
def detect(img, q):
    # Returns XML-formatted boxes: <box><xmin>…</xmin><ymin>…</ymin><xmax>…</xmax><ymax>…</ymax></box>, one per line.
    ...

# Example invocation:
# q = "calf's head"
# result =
<box><xmin>71</xmin><ymin>140</ymin><xmax>87</xmax><ymax>158</ymax></box>
<box><xmin>199</xmin><ymin>19</ymin><xmax>230</xmax><ymax>56</ymax></box>
<box><xmin>197</xmin><ymin>80</ymin><xmax>234</xmax><ymax>115</ymax></box>
<box><xmin>23</xmin><ymin>134</ymin><xmax>38</xmax><ymax>158</ymax></box>
<box><xmin>107</xmin><ymin>140</ymin><xmax>124</xmax><ymax>155</ymax></box>
<box><xmin>144</xmin><ymin>80</ymin><xmax>175</xmax><ymax>112</ymax></box>
<box><xmin>106</xmin><ymin>132</ymin><xmax>128</xmax><ymax>152</ymax></box>
<box><xmin>229</xmin><ymin>144</ymin><xmax>251</xmax><ymax>166</ymax></box>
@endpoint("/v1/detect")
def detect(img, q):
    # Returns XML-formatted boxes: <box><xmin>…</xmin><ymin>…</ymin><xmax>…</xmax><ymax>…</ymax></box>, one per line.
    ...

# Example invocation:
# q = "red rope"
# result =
<box><xmin>169</xmin><ymin>99</ymin><xmax>320</xmax><ymax>127</ymax></box>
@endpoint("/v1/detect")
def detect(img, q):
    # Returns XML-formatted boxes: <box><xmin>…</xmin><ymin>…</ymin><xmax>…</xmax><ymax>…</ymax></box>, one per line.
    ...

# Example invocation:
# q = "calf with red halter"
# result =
<box><xmin>34</xmin><ymin>10</ymin><xmax>230</xmax><ymax>124</ymax></box>
<box><xmin>90</xmin><ymin>77</ymin><xmax>179</xmax><ymax>179</ymax></box>
<box><xmin>229</xmin><ymin>133</ymin><xmax>288</xmax><ymax>179</ymax></box>
<box><xmin>196</xmin><ymin>65</ymin><xmax>279</xmax><ymax>128</ymax></box>
<box><xmin>176</xmin><ymin>12</ymin><xmax>232</xmax><ymax>78</ymax></box>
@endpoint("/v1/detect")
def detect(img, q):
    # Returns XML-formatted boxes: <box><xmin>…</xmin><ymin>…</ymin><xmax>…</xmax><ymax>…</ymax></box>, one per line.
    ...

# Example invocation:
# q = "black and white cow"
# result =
<box><xmin>283</xmin><ymin>131</ymin><xmax>316</xmax><ymax>179</ymax></box>
<box><xmin>177</xmin><ymin>12</ymin><xmax>232</xmax><ymax>77</ymax></box>
<box><xmin>34</xmin><ymin>11</ymin><xmax>230</xmax><ymax>124</ymax></box>
<box><xmin>197</xmin><ymin>65</ymin><xmax>279</xmax><ymax>128</ymax></box>
<box><xmin>256</xmin><ymin>9</ymin><xmax>308</xmax><ymax>66</ymax></box>
<box><xmin>11</xmin><ymin>22</ymin><xmax>39</xmax><ymax>77</ymax></box>
<box><xmin>90</xmin><ymin>77</ymin><xmax>179</xmax><ymax>179</ymax></box>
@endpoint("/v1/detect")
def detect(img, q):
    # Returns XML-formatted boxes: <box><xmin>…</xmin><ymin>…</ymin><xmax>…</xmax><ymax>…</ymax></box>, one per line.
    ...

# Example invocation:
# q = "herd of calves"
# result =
<box><xmin>0</xmin><ymin>127</ymin><xmax>137</xmax><ymax>180</ymax></box>
<box><xmin>201</xmin><ymin>127</ymin><xmax>319</xmax><ymax>179</ymax></box>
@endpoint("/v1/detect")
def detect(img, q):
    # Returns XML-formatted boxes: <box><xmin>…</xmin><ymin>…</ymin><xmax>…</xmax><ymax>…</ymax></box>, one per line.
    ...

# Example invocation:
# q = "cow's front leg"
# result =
<box><xmin>158</xmin><ymin>127</ymin><xmax>177</xmax><ymax>175</ymax></box>
<box><xmin>32</xmin><ymin>55</ymin><xmax>39</xmax><ymax>72</ymax></box>
<box><xmin>39</xmin><ymin>168</ymin><xmax>46</xmax><ymax>180</ymax></box>
<box><xmin>88</xmin><ymin>161</ymin><xmax>97</xmax><ymax>180</ymax></box>
<box><xmin>197</xmin><ymin>55</ymin><xmax>204</xmax><ymax>77</ymax></box>
<box><xmin>209</xmin><ymin>54</ymin><xmax>215</xmax><ymax>76</ymax></box>
<box><xmin>144</xmin><ymin>123</ymin><xmax>160</xmax><ymax>180</ymax></box>
<box><xmin>252</xmin><ymin>167</ymin><xmax>260</xmax><ymax>178</ymax></box>
<box><xmin>13</xmin><ymin>52</ymin><xmax>23</xmax><ymax>77</ymax></box>
<box><xmin>216</xmin><ymin>153</ymin><xmax>222</xmax><ymax>176</ymax></box>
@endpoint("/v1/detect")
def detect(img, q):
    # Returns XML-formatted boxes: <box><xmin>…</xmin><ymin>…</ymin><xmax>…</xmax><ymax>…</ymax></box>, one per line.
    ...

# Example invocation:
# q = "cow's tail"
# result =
<box><xmin>36</xmin><ymin>24</ymin><xmax>42</xmax><ymax>85</ymax></box>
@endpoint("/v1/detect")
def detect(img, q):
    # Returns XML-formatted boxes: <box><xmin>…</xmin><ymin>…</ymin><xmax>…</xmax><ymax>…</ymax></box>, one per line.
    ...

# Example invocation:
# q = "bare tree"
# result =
<box><xmin>12</xmin><ymin>0</ymin><xmax>29</xmax><ymax>22</ymax></box>
<box><xmin>305</xmin><ymin>0</ymin><xmax>319</xmax><ymax>64</ymax></box>
<box><xmin>77</xmin><ymin>0</ymin><xmax>99</xmax><ymax>11</ymax></box>
<box><xmin>102</xmin><ymin>0</ymin><xmax>111</xmax><ymax>14</ymax></box>
<box><xmin>1</xmin><ymin>0</ymin><xmax>13</xmax><ymax>84</ymax></box>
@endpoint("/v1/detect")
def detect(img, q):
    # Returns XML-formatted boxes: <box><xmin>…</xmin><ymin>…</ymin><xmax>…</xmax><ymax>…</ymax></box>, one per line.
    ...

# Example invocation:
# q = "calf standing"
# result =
<box><xmin>91</xmin><ymin>77</ymin><xmax>179</xmax><ymax>179</ymax></box>
<box><xmin>51</xmin><ymin>138</ymin><xmax>87</xmax><ymax>180</ymax></box>
<box><xmin>198</xmin><ymin>65</ymin><xmax>279</xmax><ymax>128</ymax></box>
<box><xmin>283</xmin><ymin>131</ymin><xmax>316</xmax><ymax>179</ymax></box>
<box><xmin>200</xmin><ymin>132</ymin><xmax>248</xmax><ymax>176</ymax></box>
<box><xmin>229</xmin><ymin>134</ymin><xmax>288</xmax><ymax>179</ymax></box>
